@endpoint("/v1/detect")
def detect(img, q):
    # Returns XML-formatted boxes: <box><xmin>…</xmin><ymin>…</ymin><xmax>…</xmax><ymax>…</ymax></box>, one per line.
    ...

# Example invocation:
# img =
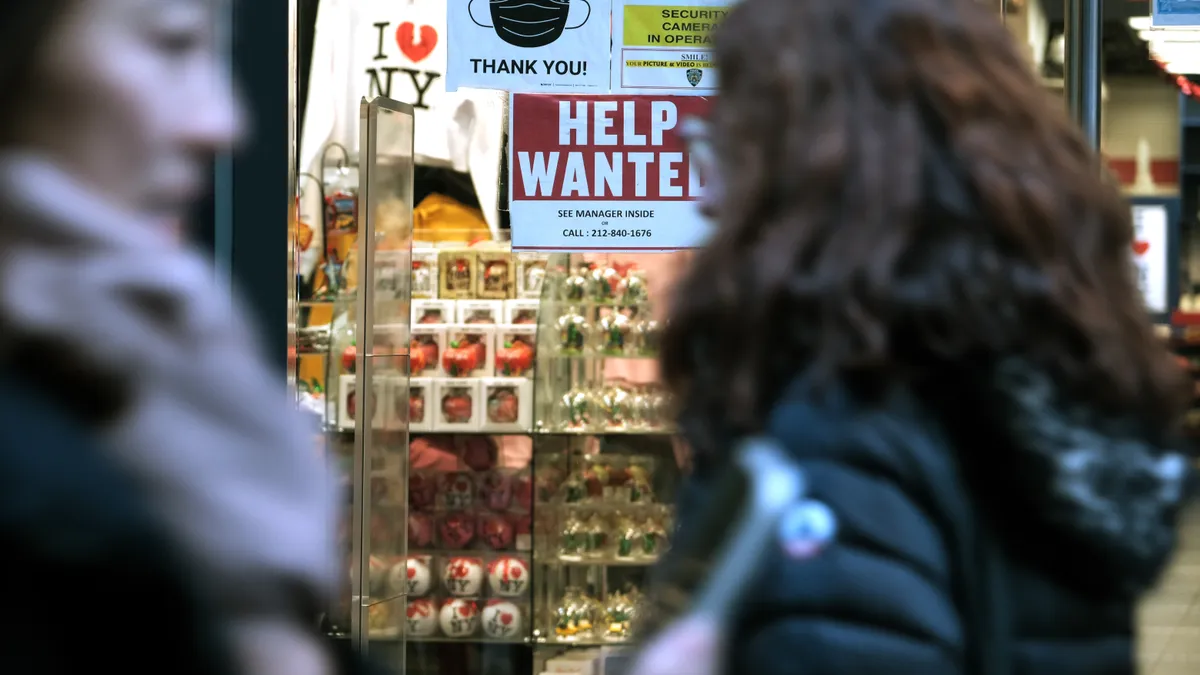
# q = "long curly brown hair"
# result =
<box><xmin>661</xmin><ymin>0</ymin><xmax>1188</xmax><ymax>460</ymax></box>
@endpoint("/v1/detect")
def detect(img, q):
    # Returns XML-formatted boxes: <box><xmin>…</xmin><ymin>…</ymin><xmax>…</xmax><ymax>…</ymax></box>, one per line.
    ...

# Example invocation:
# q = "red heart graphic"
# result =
<box><xmin>510</xmin><ymin>568</ymin><xmax>522</xmax><ymax>579</ymax></box>
<box><xmin>458</xmin><ymin>604</ymin><xmax>473</xmax><ymax>617</ymax></box>
<box><xmin>1133</xmin><ymin>240</ymin><xmax>1150</xmax><ymax>256</ymax></box>
<box><xmin>500</xmin><ymin>613</ymin><xmax>513</xmax><ymax>625</ymax></box>
<box><xmin>407</xmin><ymin>567</ymin><xmax>416</xmax><ymax>579</ymax></box>
<box><xmin>396</xmin><ymin>22</ymin><xmax>437</xmax><ymax>64</ymax></box>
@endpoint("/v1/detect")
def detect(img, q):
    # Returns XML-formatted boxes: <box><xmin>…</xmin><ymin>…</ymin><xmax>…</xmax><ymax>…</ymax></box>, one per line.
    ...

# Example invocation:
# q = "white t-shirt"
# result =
<box><xmin>299</xmin><ymin>0</ymin><xmax>506</xmax><ymax>277</ymax></box>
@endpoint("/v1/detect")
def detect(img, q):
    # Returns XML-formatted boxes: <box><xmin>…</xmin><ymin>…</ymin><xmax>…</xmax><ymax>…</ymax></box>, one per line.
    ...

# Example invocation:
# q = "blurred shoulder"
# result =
<box><xmin>0</xmin><ymin>370</ymin><xmax>158</xmax><ymax>549</ymax></box>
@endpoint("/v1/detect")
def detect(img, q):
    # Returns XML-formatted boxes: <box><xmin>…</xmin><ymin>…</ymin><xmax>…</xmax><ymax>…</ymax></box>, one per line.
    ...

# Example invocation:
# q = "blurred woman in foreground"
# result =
<box><xmin>643</xmin><ymin>0</ymin><xmax>1193</xmax><ymax>673</ymax></box>
<box><xmin>0</xmin><ymin>1</ymin><xmax>343</xmax><ymax>673</ymax></box>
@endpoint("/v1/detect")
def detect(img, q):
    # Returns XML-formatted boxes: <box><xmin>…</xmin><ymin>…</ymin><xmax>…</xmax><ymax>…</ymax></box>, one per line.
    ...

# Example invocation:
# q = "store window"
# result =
<box><xmin>287</xmin><ymin>1</ymin><xmax>1200</xmax><ymax>673</ymax></box>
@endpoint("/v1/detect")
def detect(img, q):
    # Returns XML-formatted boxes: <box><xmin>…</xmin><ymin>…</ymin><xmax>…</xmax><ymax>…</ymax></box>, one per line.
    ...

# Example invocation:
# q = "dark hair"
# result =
<box><xmin>661</xmin><ymin>0</ymin><xmax>1188</xmax><ymax>461</ymax></box>
<box><xmin>0</xmin><ymin>2</ymin><xmax>66</xmax><ymax>139</ymax></box>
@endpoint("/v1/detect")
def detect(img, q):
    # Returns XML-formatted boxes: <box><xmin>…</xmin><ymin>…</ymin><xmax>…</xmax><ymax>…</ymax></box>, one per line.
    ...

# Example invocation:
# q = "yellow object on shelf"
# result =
<box><xmin>414</xmin><ymin>193</ymin><xmax>492</xmax><ymax>244</ymax></box>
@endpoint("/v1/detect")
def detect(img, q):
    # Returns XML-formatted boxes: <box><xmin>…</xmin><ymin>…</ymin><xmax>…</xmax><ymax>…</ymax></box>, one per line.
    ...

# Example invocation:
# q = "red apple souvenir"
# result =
<box><xmin>408</xmin><ymin>512</ymin><xmax>434</xmax><ymax>548</ymax></box>
<box><xmin>413</xmin><ymin>336</ymin><xmax>439</xmax><ymax>367</ymax></box>
<box><xmin>408</xmin><ymin>346</ymin><xmax>427</xmax><ymax>375</ymax></box>
<box><xmin>442</xmin><ymin>557</ymin><xmax>485</xmax><ymax>596</ymax></box>
<box><xmin>461</xmin><ymin>436</ymin><xmax>495</xmax><ymax>472</ymax></box>
<box><xmin>442</xmin><ymin>341</ymin><xmax>478</xmax><ymax>377</ymax></box>
<box><xmin>469</xmin><ymin>339</ymin><xmax>488</xmax><ymax>369</ymax></box>
<box><xmin>480</xmin><ymin>513</ymin><xmax>515</xmax><ymax>550</ymax></box>
<box><xmin>514</xmin><ymin>475</ymin><xmax>533</xmax><ymax>511</ymax></box>
<box><xmin>481</xmin><ymin>471</ymin><xmax>513</xmax><ymax>511</ymax></box>
<box><xmin>438</xmin><ymin>512</ymin><xmax>476</xmax><ymax>549</ymax></box>
<box><xmin>342</xmin><ymin>343</ymin><xmax>357</xmax><ymax>373</ymax></box>
<box><xmin>442</xmin><ymin>391</ymin><xmax>473</xmax><ymax>424</ymax></box>
<box><xmin>408</xmin><ymin>472</ymin><xmax>437</xmax><ymax>511</ymax></box>
<box><xmin>408</xmin><ymin>390</ymin><xmax>425</xmax><ymax>424</ymax></box>
<box><xmin>495</xmin><ymin>340</ymin><xmax>534</xmax><ymax>377</ymax></box>
<box><xmin>441</xmin><ymin>472</ymin><xmax>475</xmax><ymax>509</ymax></box>
<box><xmin>346</xmin><ymin>389</ymin><xmax>356</xmax><ymax>419</ymax></box>
<box><xmin>418</xmin><ymin>310</ymin><xmax>443</xmax><ymax>324</ymax></box>
<box><xmin>482</xmin><ymin>599</ymin><xmax>522</xmax><ymax>639</ymax></box>
<box><xmin>439</xmin><ymin>598</ymin><xmax>479</xmax><ymax>637</ymax></box>
<box><xmin>405</xmin><ymin>598</ymin><xmax>437</xmax><ymax>637</ymax></box>
<box><xmin>487</xmin><ymin>388</ymin><xmax>520</xmax><ymax>424</ymax></box>
<box><xmin>513</xmin><ymin>514</ymin><xmax>532</xmax><ymax>539</ymax></box>
<box><xmin>487</xmin><ymin>556</ymin><xmax>530</xmax><ymax>597</ymax></box>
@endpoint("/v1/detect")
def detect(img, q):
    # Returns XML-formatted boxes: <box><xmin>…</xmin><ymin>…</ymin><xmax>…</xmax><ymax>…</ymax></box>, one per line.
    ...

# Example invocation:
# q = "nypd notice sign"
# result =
<box><xmin>1154</xmin><ymin>0</ymin><xmax>1200</xmax><ymax>26</ymax></box>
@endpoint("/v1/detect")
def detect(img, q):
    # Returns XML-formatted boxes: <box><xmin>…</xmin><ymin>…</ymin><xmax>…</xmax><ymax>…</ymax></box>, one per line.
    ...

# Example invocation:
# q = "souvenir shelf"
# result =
<box><xmin>382</xmin><ymin>249</ymin><xmax>687</xmax><ymax>675</ymax></box>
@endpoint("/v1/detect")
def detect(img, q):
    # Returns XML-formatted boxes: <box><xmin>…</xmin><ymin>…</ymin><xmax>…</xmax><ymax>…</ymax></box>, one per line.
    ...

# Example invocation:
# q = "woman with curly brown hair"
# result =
<box><xmin>643</xmin><ymin>0</ymin><xmax>1195</xmax><ymax>673</ymax></box>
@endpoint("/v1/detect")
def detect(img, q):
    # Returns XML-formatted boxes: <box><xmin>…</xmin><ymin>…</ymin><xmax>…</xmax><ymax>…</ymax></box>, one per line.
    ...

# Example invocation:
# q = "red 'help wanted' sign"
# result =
<box><xmin>508</xmin><ymin>93</ymin><xmax>712</xmax><ymax>251</ymax></box>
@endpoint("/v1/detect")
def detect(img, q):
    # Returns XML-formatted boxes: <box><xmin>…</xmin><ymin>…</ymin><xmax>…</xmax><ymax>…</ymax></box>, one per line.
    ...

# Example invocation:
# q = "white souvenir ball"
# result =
<box><xmin>487</xmin><ymin>556</ymin><xmax>530</xmax><ymax>597</ymax></box>
<box><xmin>442</xmin><ymin>557</ymin><xmax>485</xmax><ymax>596</ymax></box>
<box><xmin>368</xmin><ymin>555</ymin><xmax>388</xmax><ymax>593</ymax></box>
<box><xmin>405</xmin><ymin>598</ymin><xmax>438</xmax><ymax>637</ymax></box>
<box><xmin>439</xmin><ymin>598</ymin><xmax>480</xmax><ymax>638</ymax></box>
<box><xmin>482</xmin><ymin>599</ymin><xmax>523</xmax><ymax>639</ymax></box>
<box><xmin>389</xmin><ymin>557</ymin><xmax>432</xmax><ymax>596</ymax></box>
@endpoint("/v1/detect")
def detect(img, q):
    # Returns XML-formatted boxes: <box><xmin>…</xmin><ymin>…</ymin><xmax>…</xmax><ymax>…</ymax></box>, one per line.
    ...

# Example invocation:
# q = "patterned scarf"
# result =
<box><xmin>0</xmin><ymin>154</ymin><xmax>336</xmax><ymax>673</ymax></box>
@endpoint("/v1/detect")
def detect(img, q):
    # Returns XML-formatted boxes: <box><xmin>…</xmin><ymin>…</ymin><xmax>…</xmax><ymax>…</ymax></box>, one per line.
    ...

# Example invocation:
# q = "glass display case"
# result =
<box><xmin>391</xmin><ymin>244</ymin><xmax>690</xmax><ymax>675</ymax></box>
<box><xmin>293</xmin><ymin>96</ymin><xmax>416</xmax><ymax>665</ymax></box>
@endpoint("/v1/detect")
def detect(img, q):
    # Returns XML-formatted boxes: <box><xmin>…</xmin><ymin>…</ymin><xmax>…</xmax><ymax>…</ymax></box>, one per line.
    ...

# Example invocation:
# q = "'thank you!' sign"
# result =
<box><xmin>447</xmin><ymin>0</ymin><xmax>611</xmax><ymax>92</ymax></box>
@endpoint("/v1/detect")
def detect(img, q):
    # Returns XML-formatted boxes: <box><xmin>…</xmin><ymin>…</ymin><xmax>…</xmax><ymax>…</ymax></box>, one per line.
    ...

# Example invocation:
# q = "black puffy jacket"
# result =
<box><xmin>664</xmin><ymin>363</ymin><xmax>1191</xmax><ymax>674</ymax></box>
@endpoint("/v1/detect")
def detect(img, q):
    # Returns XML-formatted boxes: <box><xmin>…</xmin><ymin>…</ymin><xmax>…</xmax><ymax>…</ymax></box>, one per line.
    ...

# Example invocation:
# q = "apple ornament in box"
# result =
<box><xmin>411</xmin><ymin>334</ymin><xmax>440</xmax><ymax>371</ymax></box>
<box><xmin>487</xmin><ymin>386</ymin><xmax>521</xmax><ymax>425</ymax></box>
<box><xmin>408</xmin><ymin>512</ymin><xmax>434</xmax><ymax>548</ymax></box>
<box><xmin>408</xmin><ymin>346</ymin><xmax>427</xmax><ymax>375</ymax></box>
<box><xmin>442</xmin><ymin>557</ymin><xmax>485</xmax><ymax>596</ymax></box>
<box><xmin>342</xmin><ymin>341</ymin><xmax>357</xmax><ymax>374</ymax></box>
<box><xmin>408</xmin><ymin>389</ymin><xmax>425</xmax><ymax>425</ymax></box>
<box><xmin>438</xmin><ymin>512</ymin><xmax>477</xmax><ymax>549</ymax></box>
<box><xmin>390</xmin><ymin>556</ymin><xmax>432</xmax><ymax>596</ymax></box>
<box><xmin>482</xmin><ymin>599</ymin><xmax>523</xmax><ymax>639</ymax></box>
<box><xmin>405</xmin><ymin>598</ymin><xmax>438</xmax><ymax>637</ymax></box>
<box><xmin>409</xmin><ymin>473</ymin><xmax>437</xmax><ymax>511</ymax></box>
<box><xmin>514</xmin><ymin>474</ymin><xmax>533</xmax><ymax>511</ymax></box>
<box><xmin>439</xmin><ymin>598</ymin><xmax>480</xmax><ymax>638</ymax></box>
<box><xmin>442</xmin><ymin>387</ymin><xmax>474</xmax><ymax>424</ymax></box>
<box><xmin>480</xmin><ymin>513</ymin><xmax>515</xmax><ymax>550</ymax></box>
<box><xmin>481</xmin><ymin>471</ymin><xmax>513</xmax><ymax>510</ymax></box>
<box><xmin>461</xmin><ymin>436</ymin><xmax>496</xmax><ymax>472</ymax></box>
<box><xmin>442</xmin><ymin>340</ymin><xmax>478</xmax><ymax>377</ymax></box>
<box><xmin>495</xmin><ymin>339</ymin><xmax>534</xmax><ymax>377</ymax></box>
<box><xmin>487</xmin><ymin>556</ymin><xmax>529</xmax><ymax>597</ymax></box>
<box><xmin>441</xmin><ymin>472</ymin><xmax>475</xmax><ymax>509</ymax></box>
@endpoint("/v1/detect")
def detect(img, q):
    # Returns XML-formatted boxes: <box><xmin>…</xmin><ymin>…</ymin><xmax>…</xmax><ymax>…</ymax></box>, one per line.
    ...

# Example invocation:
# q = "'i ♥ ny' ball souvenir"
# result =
<box><xmin>388</xmin><ymin>556</ymin><xmax>431</xmax><ymax>596</ymax></box>
<box><xmin>482</xmin><ymin>599</ymin><xmax>523</xmax><ymax>639</ymax></box>
<box><xmin>439</xmin><ymin>598</ymin><xmax>480</xmax><ymax>638</ymax></box>
<box><xmin>487</xmin><ymin>556</ymin><xmax>529</xmax><ymax>596</ymax></box>
<box><xmin>442</xmin><ymin>557</ymin><xmax>485</xmax><ymax>596</ymax></box>
<box><xmin>405</xmin><ymin>598</ymin><xmax>438</xmax><ymax>637</ymax></box>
